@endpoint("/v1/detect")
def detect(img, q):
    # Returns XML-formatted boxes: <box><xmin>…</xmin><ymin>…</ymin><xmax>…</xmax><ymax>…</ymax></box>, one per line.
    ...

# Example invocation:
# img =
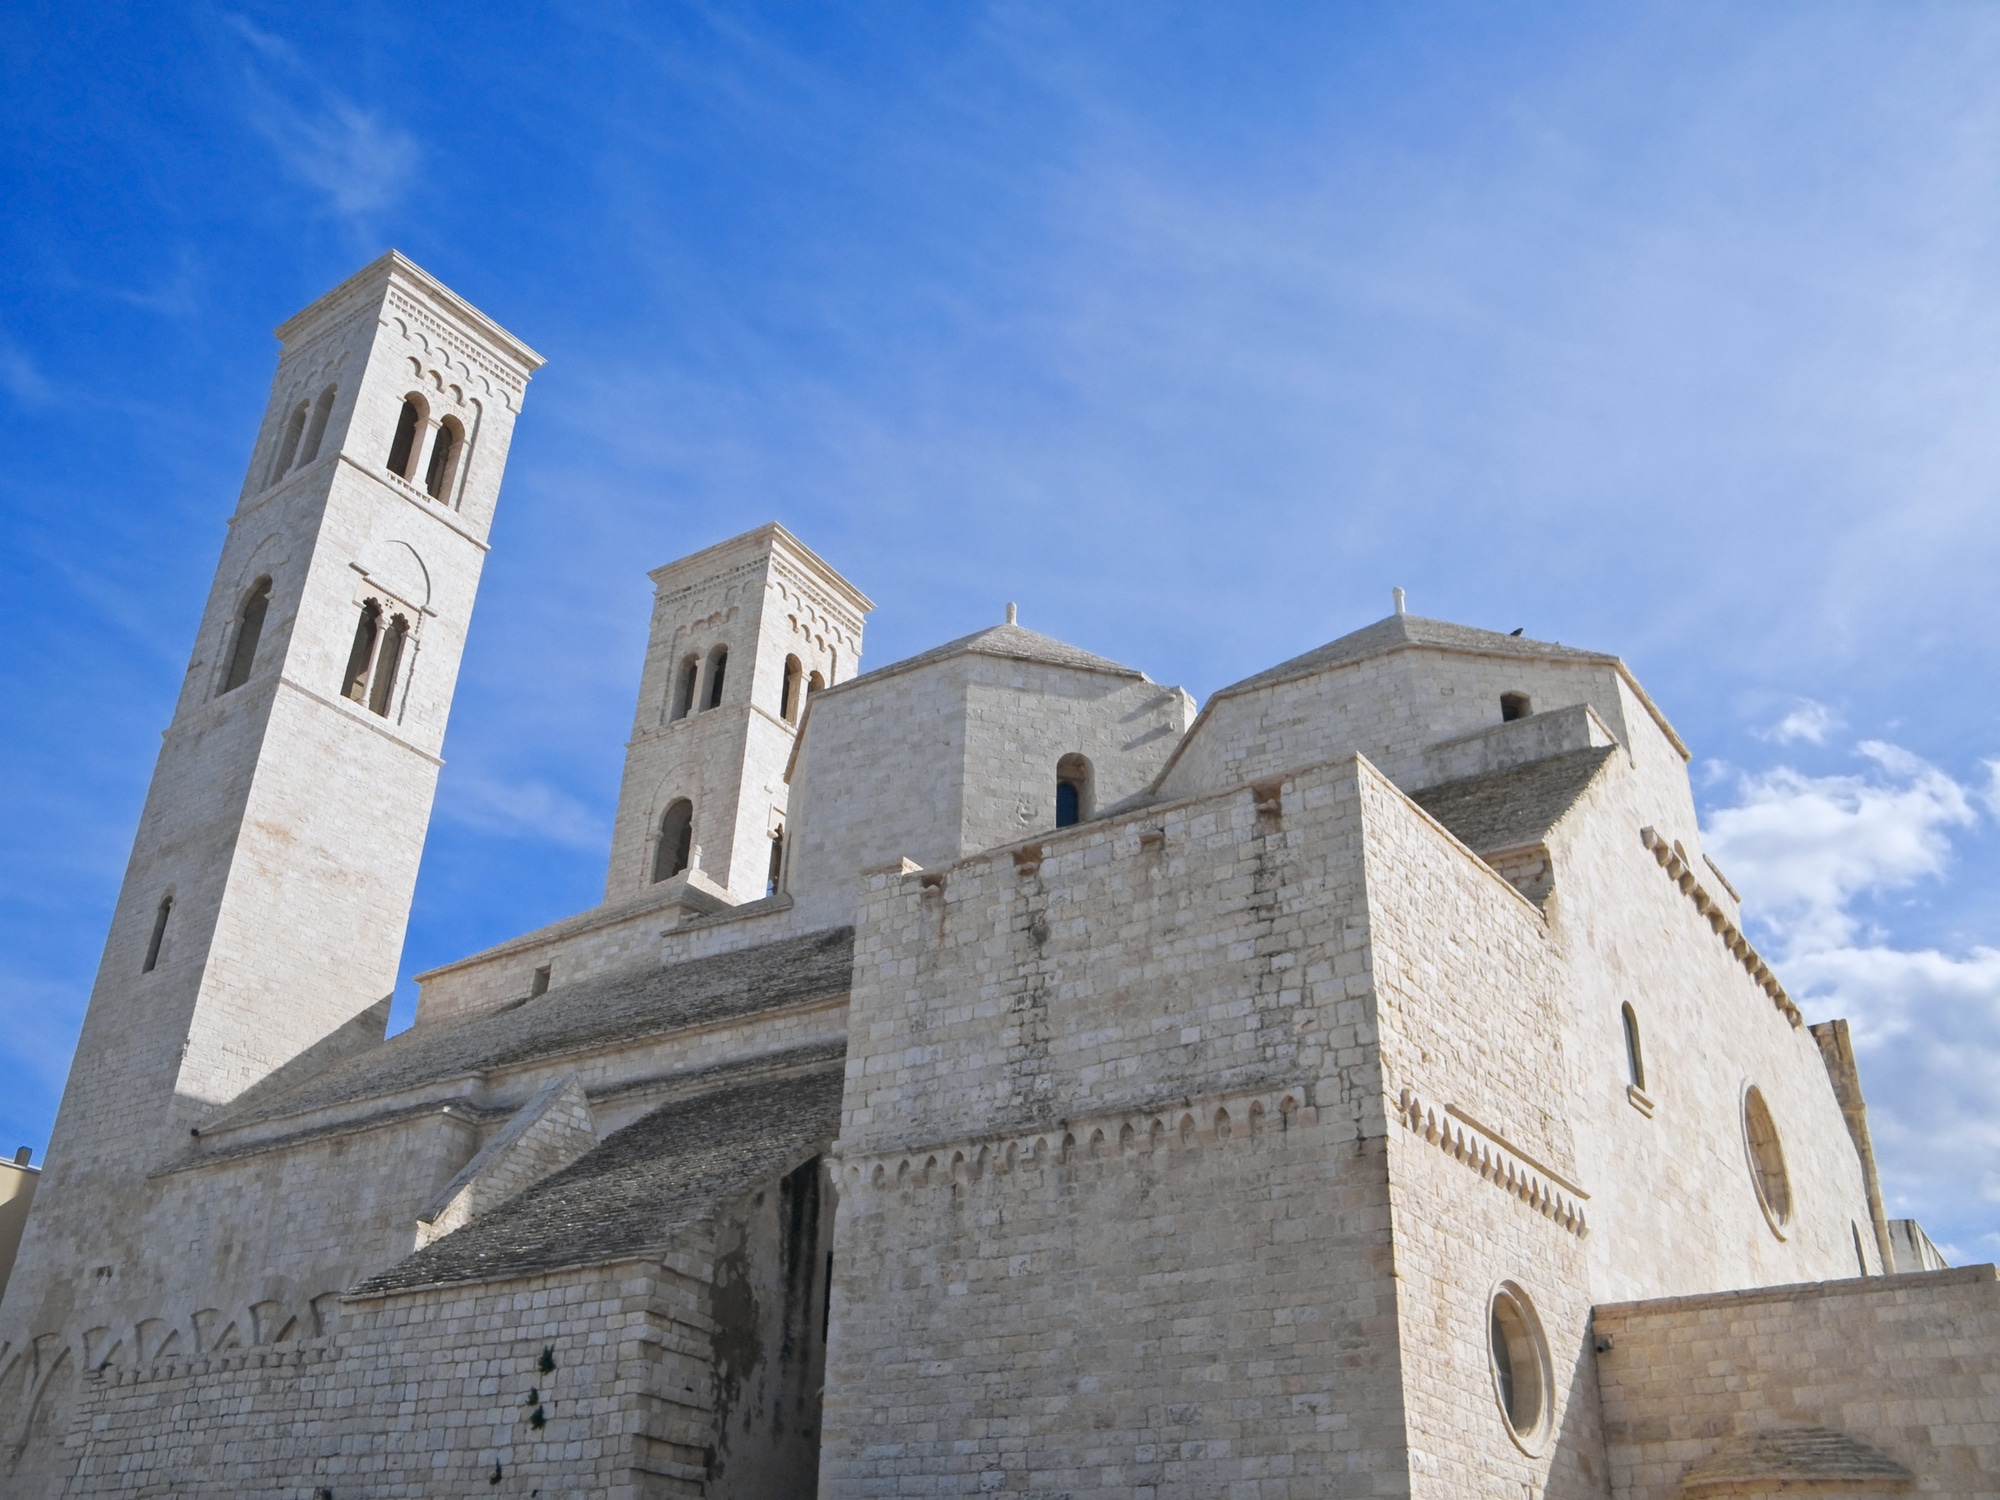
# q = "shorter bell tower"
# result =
<box><xmin>604</xmin><ymin>524</ymin><xmax>871</xmax><ymax>908</ymax></box>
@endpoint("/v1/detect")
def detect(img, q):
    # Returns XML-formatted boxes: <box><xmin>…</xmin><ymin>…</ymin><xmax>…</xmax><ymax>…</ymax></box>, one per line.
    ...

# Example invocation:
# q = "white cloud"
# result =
<box><xmin>1781</xmin><ymin>943</ymin><xmax>2000</xmax><ymax>1263</ymax></box>
<box><xmin>1761</xmin><ymin>698</ymin><xmax>1841</xmax><ymax>745</ymax></box>
<box><xmin>1704</xmin><ymin>741</ymin><xmax>1976</xmax><ymax>950</ymax></box>
<box><xmin>1705</xmin><ymin>738</ymin><xmax>1997</xmax><ymax>1260</ymax></box>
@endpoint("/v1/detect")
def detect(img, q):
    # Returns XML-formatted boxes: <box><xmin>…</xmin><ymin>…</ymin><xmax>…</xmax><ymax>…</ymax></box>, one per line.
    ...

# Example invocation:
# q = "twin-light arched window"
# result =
<box><xmin>267</xmin><ymin>386</ymin><xmax>338</xmax><ymax>489</ymax></box>
<box><xmin>341</xmin><ymin>598</ymin><xmax>410</xmax><ymax>718</ymax></box>
<box><xmin>386</xmin><ymin>396</ymin><xmax>466</xmax><ymax>502</ymax></box>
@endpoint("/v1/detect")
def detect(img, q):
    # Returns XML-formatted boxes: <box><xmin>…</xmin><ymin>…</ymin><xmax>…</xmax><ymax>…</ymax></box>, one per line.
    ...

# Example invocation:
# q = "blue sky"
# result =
<box><xmin>3</xmin><ymin>3</ymin><xmax>1997</xmax><ymax>1259</ymax></box>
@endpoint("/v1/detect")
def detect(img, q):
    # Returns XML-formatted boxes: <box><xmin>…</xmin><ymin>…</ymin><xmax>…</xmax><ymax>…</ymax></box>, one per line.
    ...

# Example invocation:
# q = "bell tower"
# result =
<box><xmin>604</xmin><ymin>524</ymin><xmax>871</xmax><ymax>908</ymax></box>
<box><xmin>0</xmin><ymin>254</ymin><xmax>541</xmax><ymax>1380</ymax></box>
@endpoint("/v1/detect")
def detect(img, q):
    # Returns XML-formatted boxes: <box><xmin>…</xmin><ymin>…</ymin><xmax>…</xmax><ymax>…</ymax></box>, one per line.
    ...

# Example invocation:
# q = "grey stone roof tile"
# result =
<box><xmin>354</xmin><ymin>1057</ymin><xmax>845</xmax><ymax>1294</ymax></box>
<box><xmin>1216</xmin><ymin>614</ymin><xmax>1606</xmax><ymax>700</ymax></box>
<box><xmin>848</xmin><ymin>622</ymin><xmax>1142</xmax><ymax>685</ymax></box>
<box><xmin>1408</xmin><ymin>746</ymin><xmax>1618</xmax><ymax>853</ymax></box>
<box><xmin>208</xmin><ymin>927</ymin><xmax>854</xmax><ymax>1129</ymax></box>
<box><xmin>1680</xmin><ymin>1426</ymin><xmax>1914</xmax><ymax>1493</ymax></box>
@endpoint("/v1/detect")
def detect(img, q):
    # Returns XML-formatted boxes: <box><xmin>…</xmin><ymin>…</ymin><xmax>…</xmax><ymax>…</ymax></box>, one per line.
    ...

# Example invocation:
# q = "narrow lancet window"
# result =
<box><xmin>767</xmin><ymin>829</ymin><xmax>784</xmax><ymax>897</ymax></box>
<box><xmin>342</xmin><ymin>601</ymin><xmax>382</xmax><ymax>702</ymax></box>
<box><xmin>368</xmin><ymin>614</ymin><xmax>409</xmax><ymax>717</ymax></box>
<box><xmin>1055</xmin><ymin>753</ymin><xmax>1092</xmax><ymax>828</ymax></box>
<box><xmin>780</xmin><ymin>655</ymin><xmax>804</xmax><ymax>722</ymax></box>
<box><xmin>142</xmin><ymin>894</ymin><xmax>173</xmax><ymax>973</ymax></box>
<box><xmin>705</xmin><ymin>647</ymin><xmax>728</xmax><ymax>710</ymax></box>
<box><xmin>1621</xmin><ymin>1003</ymin><xmax>1646</xmax><ymax>1091</ymax></box>
<box><xmin>221</xmin><ymin>578</ymin><xmax>272</xmax><ymax>694</ymax></box>
<box><xmin>272</xmin><ymin>402</ymin><xmax>308</xmax><ymax>483</ymax></box>
<box><xmin>300</xmin><ymin>385</ymin><xmax>336</xmax><ymax>466</ymax></box>
<box><xmin>387</xmin><ymin>397</ymin><xmax>424</xmax><ymax>478</ymax></box>
<box><xmin>671</xmin><ymin>656</ymin><xmax>699</xmax><ymax>721</ymax></box>
<box><xmin>424</xmin><ymin>418</ymin><xmax>459</xmax><ymax>499</ymax></box>
<box><xmin>653</xmin><ymin>800</ymin><xmax>694</xmax><ymax>882</ymax></box>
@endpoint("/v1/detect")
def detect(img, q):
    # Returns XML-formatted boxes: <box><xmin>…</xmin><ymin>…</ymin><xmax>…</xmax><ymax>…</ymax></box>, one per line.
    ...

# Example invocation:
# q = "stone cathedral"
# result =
<box><xmin>1</xmin><ymin>253</ymin><xmax>1993</xmax><ymax>1499</ymax></box>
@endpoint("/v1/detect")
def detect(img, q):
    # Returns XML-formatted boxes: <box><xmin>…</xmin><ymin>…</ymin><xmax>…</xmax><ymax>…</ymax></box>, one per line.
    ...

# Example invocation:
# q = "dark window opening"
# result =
<box><xmin>386</xmin><ymin>398</ymin><xmax>423</xmax><ymax>478</ymax></box>
<box><xmin>530</xmin><ymin>965</ymin><xmax>551</xmax><ymax>999</ymax></box>
<box><xmin>767</xmin><ymin>830</ymin><xmax>784</xmax><ymax>898</ymax></box>
<box><xmin>342</xmin><ymin>601</ymin><xmax>382</xmax><ymax>703</ymax></box>
<box><xmin>142</xmin><ymin>895</ymin><xmax>173</xmax><ymax>973</ymax></box>
<box><xmin>1621</xmin><ymin>1002</ymin><xmax>1645</xmax><ymax>1091</ymax></box>
<box><xmin>1055</xmin><ymin>783</ymin><xmax>1080</xmax><ymax>827</ymax></box>
<box><xmin>368</xmin><ymin>615</ymin><xmax>408</xmax><ymax>718</ymax></box>
<box><xmin>424</xmin><ymin>418</ymin><xmax>459</xmax><ymax>499</ymax></box>
<box><xmin>704</xmin><ymin>647</ymin><xmax>728</xmax><ymax>710</ymax></box>
<box><xmin>653</xmin><ymin>799</ymin><xmax>694</xmax><ymax>882</ymax></box>
<box><xmin>273</xmin><ymin>402</ymin><xmax>309</xmax><ymax>483</ymax></box>
<box><xmin>1500</xmin><ymin>692</ymin><xmax>1532</xmax><ymax>722</ymax></box>
<box><xmin>671</xmin><ymin>656</ymin><xmax>699</xmax><ymax>721</ymax></box>
<box><xmin>300</xmin><ymin>386</ymin><xmax>336</xmax><ymax>466</ymax></box>
<box><xmin>780</xmin><ymin>654</ymin><xmax>804</xmax><ymax>722</ymax></box>
<box><xmin>221</xmin><ymin>579</ymin><xmax>272</xmax><ymax>695</ymax></box>
<box><xmin>1055</xmin><ymin>753</ymin><xmax>1093</xmax><ymax>828</ymax></box>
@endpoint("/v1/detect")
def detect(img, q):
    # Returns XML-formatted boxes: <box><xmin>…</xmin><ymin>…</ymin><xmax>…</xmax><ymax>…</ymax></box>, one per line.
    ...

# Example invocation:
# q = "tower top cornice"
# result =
<box><xmin>274</xmin><ymin>249</ymin><xmax>546</xmax><ymax>377</ymax></box>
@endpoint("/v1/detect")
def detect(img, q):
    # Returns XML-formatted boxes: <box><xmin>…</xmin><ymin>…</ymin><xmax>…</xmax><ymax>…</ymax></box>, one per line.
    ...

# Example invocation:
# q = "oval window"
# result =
<box><xmin>1742</xmin><ymin>1085</ymin><xmax>1792</xmax><ymax>1236</ymax></box>
<box><xmin>1488</xmin><ymin>1281</ymin><xmax>1552</xmax><ymax>1454</ymax></box>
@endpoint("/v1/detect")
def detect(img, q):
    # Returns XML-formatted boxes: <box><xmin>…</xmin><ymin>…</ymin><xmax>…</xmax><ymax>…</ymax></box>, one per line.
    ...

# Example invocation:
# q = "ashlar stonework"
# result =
<box><xmin>3</xmin><ymin>255</ymin><xmax>1993</xmax><ymax>1498</ymax></box>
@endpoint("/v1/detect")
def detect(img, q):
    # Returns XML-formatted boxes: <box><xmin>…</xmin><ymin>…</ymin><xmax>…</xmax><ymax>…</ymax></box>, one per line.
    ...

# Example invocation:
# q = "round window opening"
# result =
<box><xmin>1742</xmin><ymin>1084</ymin><xmax>1793</xmax><ymax>1236</ymax></box>
<box><xmin>1487</xmin><ymin>1281</ymin><xmax>1552</xmax><ymax>1452</ymax></box>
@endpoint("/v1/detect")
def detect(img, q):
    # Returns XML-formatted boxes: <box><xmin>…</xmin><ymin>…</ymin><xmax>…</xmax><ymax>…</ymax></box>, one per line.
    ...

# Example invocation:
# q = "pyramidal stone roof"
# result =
<box><xmin>843</xmin><ymin>621</ymin><xmax>1144</xmax><ymax>688</ymax></box>
<box><xmin>1214</xmin><ymin>614</ymin><xmax>1607</xmax><ymax>701</ymax></box>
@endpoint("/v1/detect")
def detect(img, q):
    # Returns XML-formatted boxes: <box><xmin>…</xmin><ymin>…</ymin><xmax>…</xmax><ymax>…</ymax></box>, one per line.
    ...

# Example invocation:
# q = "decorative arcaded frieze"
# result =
<box><xmin>1640</xmin><ymin>828</ymin><xmax>1802</xmax><ymax>1028</ymax></box>
<box><xmin>1396</xmin><ymin>1088</ymin><xmax>1590</xmax><ymax>1238</ymax></box>
<box><xmin>833</xmin><ymin>1084</ymin><xmax>1319</xmax><ymax>1192</ymax></box>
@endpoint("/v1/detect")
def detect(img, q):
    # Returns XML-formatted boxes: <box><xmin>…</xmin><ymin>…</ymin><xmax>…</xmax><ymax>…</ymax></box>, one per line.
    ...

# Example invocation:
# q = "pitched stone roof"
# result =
<box><xmin>354</xmin><ymin>1055</ymin><xmax>846</xmax><ymax>1294</ymax></box>
<box><xmin>840</xmin><ymin>621</ymin><xmax>1143</xmax><ymax>688</ymax></box>
<box><xmin>1215</xmin><ymin>614</ymin><xmax>1607</xmax><ymax>701</ymax></box>
<box><xmin>1409</xmin><ymin>746</ymin><xmax>1617</xmax><ymax>853</ymax></box>
<box><xmin>1680</xmin><ymin>1426</ymin><xmax>1914</xmax><ymax>1494</ymax></box>
<box><xmin>205</xmin><ymin>927</ymin><xmax>854</xmax><ymax>1130</ymax></box>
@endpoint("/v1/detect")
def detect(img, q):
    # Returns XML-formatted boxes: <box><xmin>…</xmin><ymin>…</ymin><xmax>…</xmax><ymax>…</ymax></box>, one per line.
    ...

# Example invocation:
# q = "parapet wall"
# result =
<box><xmin>1594</xmin><ymin>1265</ymin><xmax>2000</xmax><ymax>1498</ymax></box>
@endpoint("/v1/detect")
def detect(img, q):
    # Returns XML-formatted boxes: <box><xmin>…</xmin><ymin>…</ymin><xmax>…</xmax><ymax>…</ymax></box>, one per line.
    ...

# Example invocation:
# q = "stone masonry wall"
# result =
<box><xmin>1357</xmin><ymin>762</ymin><xmax>1610</xmax><ymax>1498</ymax></box>
<box><xmin>1593</xmin><ymin>1265</ymin><xmax>2000</xmax><ymax>1498</ymax></box>
<box><xmin>63</xmin><ymin>1257</ymin><xmax>720</xmax><ymax>1500</ymax></box>
<box><xmin>823</xmin><ymin>756</ymin><xmax>1416</xmax><ymax>1495</ymax></box>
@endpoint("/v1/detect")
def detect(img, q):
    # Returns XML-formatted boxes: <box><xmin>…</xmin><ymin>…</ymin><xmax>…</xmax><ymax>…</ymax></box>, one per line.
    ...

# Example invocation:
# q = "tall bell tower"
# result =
<box><xmin>0</xmin><ymin>254</ymin><xmax>541</xmax><ymax>1400</ymax></box>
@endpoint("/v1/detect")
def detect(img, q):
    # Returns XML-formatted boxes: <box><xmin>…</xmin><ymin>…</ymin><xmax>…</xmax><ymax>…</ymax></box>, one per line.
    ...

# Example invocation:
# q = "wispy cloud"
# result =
<box><xmin>222</xmin><ymin>13</ymin><xmax>419</xmax><ymax>226</ymax></box>
<box><xmin>0</xmin><ymin>335</ymin><xmax>54</xmax><ymax>408</ymax></box>
<box><xmin>435</xmin><ymin>774</ymin><xmax>607</xmax><ymax>852</ymax></box>
<box><xmin>1760</xmin><ymin>698</ymin><xmax>1841</xmax><ymax>746</ymax></box>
